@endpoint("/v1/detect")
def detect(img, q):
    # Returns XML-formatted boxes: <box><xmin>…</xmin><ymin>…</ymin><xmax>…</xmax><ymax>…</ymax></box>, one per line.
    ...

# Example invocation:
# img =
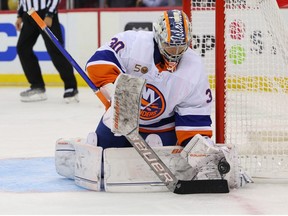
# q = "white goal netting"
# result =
<box><xmin>186</xmin><ymin>0</ymin><xmax>288</xmax><ymax>178</ymax></box>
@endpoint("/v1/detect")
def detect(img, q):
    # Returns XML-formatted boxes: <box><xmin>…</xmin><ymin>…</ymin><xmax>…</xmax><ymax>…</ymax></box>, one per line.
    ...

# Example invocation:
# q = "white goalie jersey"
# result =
<box><xmin>86</xmin><ymin>30</ymin><xmax>213</xmax><ymax>145</ymax></box>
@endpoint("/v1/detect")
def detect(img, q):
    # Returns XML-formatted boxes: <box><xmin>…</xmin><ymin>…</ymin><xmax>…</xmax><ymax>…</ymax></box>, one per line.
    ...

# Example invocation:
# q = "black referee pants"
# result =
<box><xmin>17</xmin><ymin>10</ymin><xmax>77</xmax><ymax>90</ymax></box>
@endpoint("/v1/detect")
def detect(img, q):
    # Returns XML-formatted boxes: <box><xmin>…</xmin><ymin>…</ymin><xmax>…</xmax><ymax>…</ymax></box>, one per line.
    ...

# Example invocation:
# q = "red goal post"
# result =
<box><xmin>183</xmin><ymin>0</ymin><xmax>288</xmax><ymax>178</ymax></box>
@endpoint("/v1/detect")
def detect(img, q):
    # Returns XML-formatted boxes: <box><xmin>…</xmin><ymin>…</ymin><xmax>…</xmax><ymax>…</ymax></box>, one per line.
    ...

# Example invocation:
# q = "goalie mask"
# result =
<box><xmin>153</xmin><ymin>10</ymin><xmax>192</xmax><ymax>72</ymax></box>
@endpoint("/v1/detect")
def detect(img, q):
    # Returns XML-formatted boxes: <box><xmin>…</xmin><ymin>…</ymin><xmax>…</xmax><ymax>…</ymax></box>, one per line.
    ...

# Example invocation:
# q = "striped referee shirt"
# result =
<box><xmin>17</xmin><ymin>0</ymin><xmax>59</xmax><ymax>18</ymax></box>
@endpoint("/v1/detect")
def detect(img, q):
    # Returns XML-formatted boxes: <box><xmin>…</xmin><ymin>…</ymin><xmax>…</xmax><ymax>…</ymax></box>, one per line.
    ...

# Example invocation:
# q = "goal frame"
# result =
<box><xmin>183</xmin><ymin>0</ymin><xmax>288</xmax><ymax>145</ymax></box>
<box><xmin>183</xmin><ymin>0</ymin><xmax>226</xmax><ymax>144</ymax></box>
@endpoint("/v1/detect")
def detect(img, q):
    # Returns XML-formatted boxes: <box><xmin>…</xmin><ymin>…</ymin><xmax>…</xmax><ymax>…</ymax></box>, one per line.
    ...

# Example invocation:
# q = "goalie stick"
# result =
<box><xmin>27</xmin><ymin>8</ymin><xmax>110</xmax><ymax>110</ymax></box>
<box><xmin>28</xmin><ymin>9</ymin><xmax>229</xmax><ymax>194</ymax></box>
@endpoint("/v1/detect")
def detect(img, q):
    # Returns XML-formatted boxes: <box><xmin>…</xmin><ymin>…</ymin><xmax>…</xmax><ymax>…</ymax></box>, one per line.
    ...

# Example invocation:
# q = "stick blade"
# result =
<box><xmin>112</xmin><ymin>74</ymin><xmax>146</xmax><ymax>135</ymax></box>
<box><xmin>173</xmin><ymin>179</ymin><xmax>229</xmax><ymax>194</ymax></box>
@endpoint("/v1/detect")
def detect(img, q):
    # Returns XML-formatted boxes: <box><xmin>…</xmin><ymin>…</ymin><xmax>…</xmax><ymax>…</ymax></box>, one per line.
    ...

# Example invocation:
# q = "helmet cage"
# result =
<box><xmin>159</xmin><ymin>42</ymin><xmax>188</xmax><ymax>63</ymax></box>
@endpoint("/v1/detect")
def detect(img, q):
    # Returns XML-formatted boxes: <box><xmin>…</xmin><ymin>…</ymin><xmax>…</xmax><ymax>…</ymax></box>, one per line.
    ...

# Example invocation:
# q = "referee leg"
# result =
<box><xmin>16</xmin><ymin>13</ymin><xmax>45</xmax><ymax>89</ymax></box>
<box><xmin>42</xmin><ymin>14</ymin><xmax>77</xmax><ymax>90</ymax></box>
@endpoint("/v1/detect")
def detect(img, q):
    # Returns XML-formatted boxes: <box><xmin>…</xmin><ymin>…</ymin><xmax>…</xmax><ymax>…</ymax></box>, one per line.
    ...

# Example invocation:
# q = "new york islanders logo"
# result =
<box><xmin>140</xmin><ymin>84</ymin><xmax>166</xmax><ymax>120</ymax></box>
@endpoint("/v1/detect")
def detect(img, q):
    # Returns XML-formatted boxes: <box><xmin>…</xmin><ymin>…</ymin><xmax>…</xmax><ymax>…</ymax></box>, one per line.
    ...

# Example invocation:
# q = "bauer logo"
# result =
<box><xmin>140</xmin><ymin>84</ymin><xmax>166</xmax><ymax>120</ymax></box>
<box><xmin>0</xmin><ymin>23</ymin><xmax>65</xmax><ymax>61</ymax></box>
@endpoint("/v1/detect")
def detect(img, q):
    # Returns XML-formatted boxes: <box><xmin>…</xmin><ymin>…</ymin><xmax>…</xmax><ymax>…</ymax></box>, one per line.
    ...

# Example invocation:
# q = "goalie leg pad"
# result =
<box><xmin>55</xmin><ymin>132</ymin><xmax>102</xmax><ymax>190</ymax></box>
<box><xmin>145</xmin><ymin>134</ymin><xmax>163</xmax><ymax>147</ymax></box>
<box><xmin>55</xmin><ymin>133</ymin><xmax>98</xmax><ymax>179</ymax></box>
<box><xmin>55</xmin><ymin>137</ymin><xmax>86</xmax><ymax>179</ymax></box>
<box><xmin>74</xmin><ymin>143</ymin><xmax>103</xmax><ymax>191</ymax></box>
<box><xmin>104</xmin><ymin>146</ymin><xmax>194</xmax><ymax>192</ymax></box>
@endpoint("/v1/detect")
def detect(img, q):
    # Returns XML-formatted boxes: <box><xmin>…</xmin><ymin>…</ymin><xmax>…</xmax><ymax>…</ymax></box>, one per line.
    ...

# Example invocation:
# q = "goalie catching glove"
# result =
<box><xmin>180</xmin><ymin>134</ymin><xmax>253</xmax><ymax>189</ymax></box>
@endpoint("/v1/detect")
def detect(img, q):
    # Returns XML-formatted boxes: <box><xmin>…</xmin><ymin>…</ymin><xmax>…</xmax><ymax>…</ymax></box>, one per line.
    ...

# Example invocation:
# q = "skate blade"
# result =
<box><xmin>64</xmin><ymin>95</ymin><xmax>79</xmax><ymax>104</ymax></box>
<box><xmin>20</xmin><ymin>94</ymin><xmax>47</xmax><ymax>102</ymax></box>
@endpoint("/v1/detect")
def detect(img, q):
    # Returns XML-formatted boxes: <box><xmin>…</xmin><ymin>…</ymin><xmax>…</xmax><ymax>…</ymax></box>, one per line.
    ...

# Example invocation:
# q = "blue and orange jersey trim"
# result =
<box><xmin>176</xmin><ymin>130</ymin><xmax>213</xmax><ymax>146</ymax></box>
<box><xmin>175</xmin><ymin>113</ymin><xmax>213</xmax><ymax>145</ymax></box>
<box><xmin>139</xmin><ymin>115</ymin><xmax>175</xmax><ymax>132</ymax></box>
<box><xmin>86</xmin><ymin>50</ymin><xmax>123</xmax><ymax>87</ymax></box>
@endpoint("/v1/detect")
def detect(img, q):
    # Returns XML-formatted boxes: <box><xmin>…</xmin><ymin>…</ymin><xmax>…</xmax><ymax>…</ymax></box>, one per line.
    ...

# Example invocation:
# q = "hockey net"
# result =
<box><xmin>183</xmin><ymin>0</ymin><xmax>288</xmax><ymax>178</ymax></box>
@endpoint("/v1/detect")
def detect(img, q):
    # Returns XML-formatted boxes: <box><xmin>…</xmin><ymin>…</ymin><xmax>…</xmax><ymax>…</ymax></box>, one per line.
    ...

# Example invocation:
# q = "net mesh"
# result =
<box><xmin>187</xmin><ymin>0</ymin><xmax>288</xmax><ymax>178</ymax></box>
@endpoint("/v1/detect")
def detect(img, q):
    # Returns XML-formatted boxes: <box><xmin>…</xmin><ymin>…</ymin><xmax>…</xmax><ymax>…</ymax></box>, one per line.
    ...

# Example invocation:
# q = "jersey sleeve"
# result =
<box><xmin>85</xmin><ymin>31</ymin><xmax>133</xmax><ymax>88</ymax></box>
<box><xmin>174</xmin><ymin>65</ymin><xmax>213</xmax><ymax>145</ymax></box>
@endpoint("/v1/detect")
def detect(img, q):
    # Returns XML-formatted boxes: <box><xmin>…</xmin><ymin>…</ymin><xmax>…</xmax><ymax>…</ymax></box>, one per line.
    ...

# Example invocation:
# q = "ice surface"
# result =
<box><xmin>0</xmin><ymin>87</ymin><xmax>288</xmax><ymax>215</ymax></box>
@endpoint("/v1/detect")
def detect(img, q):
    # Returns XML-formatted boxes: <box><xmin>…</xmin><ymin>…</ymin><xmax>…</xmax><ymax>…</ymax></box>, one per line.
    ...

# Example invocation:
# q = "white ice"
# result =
<box><xmin>1</xmin><ymin>87</ymin><xmax>288</xmax><ymax>215</ymax></box>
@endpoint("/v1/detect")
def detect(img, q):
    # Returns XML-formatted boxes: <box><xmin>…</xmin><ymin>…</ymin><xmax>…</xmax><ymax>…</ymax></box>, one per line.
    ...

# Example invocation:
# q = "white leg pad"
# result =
<box><xmin>145</xmin><ymin>134</ymin><xmax>163</xmax><ymax>147</ymax></box>
<box><xmin>55</xmin><ymin>132</ymin><xmax>102</xmax><ymax>191</ymax></box>
<box><xmin>104</xmin><ymin>146</ymin><xmax>194</xmax><ymax>192</ymax></box>
<box><xmin>55</xmin><ymin>137</ymin><xmax>85</xmax><ymax>179</ymax></box>
<box><xmin>74</xmin><ymin>144</ymin><xmax>103</xmax><ymax>191</ymax></box>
